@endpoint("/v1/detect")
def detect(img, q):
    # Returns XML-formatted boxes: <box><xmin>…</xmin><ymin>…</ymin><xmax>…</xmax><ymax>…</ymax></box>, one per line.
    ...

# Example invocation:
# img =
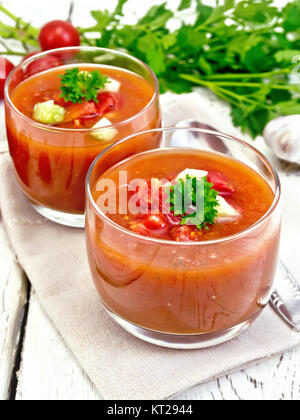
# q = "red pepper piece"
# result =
<box><xmin>64</xmin><ymin>101</ymin><xmax>97</xmax><ymax>123</ymax></box>
<box><xmin>165</xmin><ymin>213</ymin><xmax>181</xmax><ymax>226</ymax></box>
<box><xmin>52</xmin><ymin>91</ymin><xmax>73</xmax><ymax>108</ymax></box>
<box><xmin>143</xmin><ymin>214</ymin><xmax>168</xmax><ymax>231</ymax></box>
<box><xmin>207</xmin><ymin>171</ymin><xmax>235</xmax><ymax>197</ymax></box>
<box><xmin>96</xmin><ymin>92</ymin><xmax>123</xmax><ymax>116</ymax></box>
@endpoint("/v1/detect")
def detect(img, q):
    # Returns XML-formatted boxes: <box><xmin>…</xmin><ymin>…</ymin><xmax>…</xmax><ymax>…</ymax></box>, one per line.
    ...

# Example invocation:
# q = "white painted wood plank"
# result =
<box><xmin>0</xmin><ymin>218</ymin><xmax>27</xmax><ymax>400</ymax></box>
<box><xmin>15</xmin><ymin>291</ymin><xmax>101</xmax><ymax>401</ymax></box>
<box><xmin>15</xmin><ymin>288</ymin><xmax>300</xmax><ymax>400</ymax></box>
<box><xmin>178</xmin><ymin>346</ymin><xmax>300</xmax><ymax>400</ymax></box>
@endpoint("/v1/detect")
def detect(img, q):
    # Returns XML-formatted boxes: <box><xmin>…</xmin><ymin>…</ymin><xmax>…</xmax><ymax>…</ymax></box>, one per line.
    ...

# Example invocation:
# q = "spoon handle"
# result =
<box><xmin>270</xmin><ymin>261</ymin><xmax>300</xmax><ymax>332</ymax></box>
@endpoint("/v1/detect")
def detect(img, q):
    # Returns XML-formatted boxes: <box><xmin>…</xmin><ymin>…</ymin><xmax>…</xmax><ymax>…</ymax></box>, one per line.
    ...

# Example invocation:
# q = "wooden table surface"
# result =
<box><xmin>1</xmin><ymin>0</ymin><xmax>300</xmax><ymax>401</ymax></box>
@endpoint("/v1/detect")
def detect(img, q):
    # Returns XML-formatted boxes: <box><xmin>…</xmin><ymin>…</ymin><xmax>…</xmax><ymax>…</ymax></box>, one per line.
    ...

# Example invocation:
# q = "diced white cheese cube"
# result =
<box><xmin>216</xmin><ymin>196</ymin><xmax>240</xmax><ymax>219</ymax></box>
<box><xmin>91</xmin><ymin>118</ymin><xmax>118</xmax><ymax>141</ymax></box>
<box><xmin>176</xmin><ymin>168</ymin><xmax>208</xmax><ymax>182</ymax></box>
<box><xmin>79</xmin><ymin>71</ymin><xmax>121</xmax><ymax>93</ymax></box>
<box><xmin>101</xmin><ymin>77</ymin><xmax>121</xmax><ymax>93</ymax></box>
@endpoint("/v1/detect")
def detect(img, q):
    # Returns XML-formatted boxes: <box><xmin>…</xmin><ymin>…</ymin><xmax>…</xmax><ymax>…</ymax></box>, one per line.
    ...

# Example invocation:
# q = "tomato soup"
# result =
<box><xmin>86</xmin><ymin>149</ymin><xmax>280</xmax><ymax>334</ymax></box>
<box><xmin>6</xmin><ymin>64</ymin><xmax>160</xmax><ymax>214</ymax></box>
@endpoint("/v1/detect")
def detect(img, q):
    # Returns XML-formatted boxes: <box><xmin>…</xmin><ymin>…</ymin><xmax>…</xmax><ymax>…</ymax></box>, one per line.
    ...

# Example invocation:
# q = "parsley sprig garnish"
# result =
<box><xmin>60</xmin><ymin>68</ymin><xmax>108</xmax><ymax>104</ymax></box>
<box><xmin>167</xmin><ymin>175</ymin><xmax>219</xmax><ymax>231</ymax></box>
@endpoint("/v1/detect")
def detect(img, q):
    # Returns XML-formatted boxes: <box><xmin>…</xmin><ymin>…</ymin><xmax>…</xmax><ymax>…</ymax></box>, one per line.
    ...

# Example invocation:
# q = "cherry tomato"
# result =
<box><xmin>39</xmin><ymin>20</ymin><xmax>80</xmax><ymax>51</ymax></box>
<box><xmin>21</xmin><ymin>51</ymin><xmax>41</xmax><ymax>63</ymax></box>
<box><xmin>25</xmin><ymin>55</ymin><xmax>63</xmax><ymax>78</ymax></box>
<box><xmin>0</xmin><ymin>57</ymin><xmax>15</xmax><ymax>99</ymax></box>
<box><xmin>207</xmin><ymin>171</ymin><xmax>235</xmax><ymax>197</ymax></box>
<box><xmin>96</xmin><ymin>92</ymin><xmax>123</xmax><ymax>116</ymax></box>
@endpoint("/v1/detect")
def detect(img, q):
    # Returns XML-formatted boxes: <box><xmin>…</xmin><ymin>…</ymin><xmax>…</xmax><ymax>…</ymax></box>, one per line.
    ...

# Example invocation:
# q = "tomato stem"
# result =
<box><xmin>67</xmin><ymin>2</ymin><xmax>75</xmax><ymax>23</ymax></box>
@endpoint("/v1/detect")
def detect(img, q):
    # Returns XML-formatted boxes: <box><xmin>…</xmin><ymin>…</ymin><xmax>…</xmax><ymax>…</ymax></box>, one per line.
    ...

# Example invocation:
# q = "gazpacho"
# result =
<box><xmin>86</xmin><ymin>148</ymin><xmax>280</xmax><ymax>335</ymax></box>
<box><xmin>5</xmin><ymin>50</ymin><xmax>160</xmax><ymax>220</ymax></box>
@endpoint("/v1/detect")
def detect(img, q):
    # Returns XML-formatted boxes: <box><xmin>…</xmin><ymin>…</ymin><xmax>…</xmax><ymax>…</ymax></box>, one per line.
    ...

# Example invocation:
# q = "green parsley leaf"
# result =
<box><xmin>167</xmin><ymin>175</ymin><xmax>219</xmax><ymax>231</ymax></box>
<box><xmin>178</xmin><ymin>0</ymin><xmax>192</xmax><ymax>12</ymax></box>
<box><xmin>233</xmin><ymin>1</ymin><xmax>277</xmax><ymax>24</ymax></box>
<box><xmin>136</xmin><ymin>33</ymin><xmax>166</xmax><ymax>74</ymax></box>
<box><xmin>138</xmin><ymin>3</ymin><xmax>173</xmax><ymax>31</ymax></box>
<box><xmin>275</xmin><ymin>50</ymin><xmax>300</xmax><ymax>64</ymax></box>
<box><xmin>60</xmin><ymin>68</ymin><xmax>109</xmax><ymax>104</ymax></box>
<box><xmin>282</xmin><ymin>1</ymin><xmax>300</xmax><ymax>32</ymax></box>
<box><xmin>195</xmin><ymin>2</ymin><xmax>213</xmax><ymax>26</ymax></box>
<box><xmin>113</xmin><ymin>0</ymin><xmax>127</xmax><ymax>17</ymax></box>
<box><xmin>90</xmin><ymin>10</ymin><xmax>112</xmax><ymax>33</ymax></box>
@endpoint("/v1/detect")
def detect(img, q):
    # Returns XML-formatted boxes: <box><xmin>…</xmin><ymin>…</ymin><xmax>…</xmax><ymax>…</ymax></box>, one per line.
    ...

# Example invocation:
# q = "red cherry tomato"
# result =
<box><xmin>0</xmin><ymin>57</ymin><xmax>15</xmax><ymax>99</ymax></box>
<box><xmin>26</xmin><ymin>55</ymin><xmax>63</xmax><ymax>78</ymax></box>
<box><xmin>21</xmin><ymin>51</ymin><xmax>41</xmax><ymax>63</ymax></box>
<box><xmin>207</xmin><ymin>171</ymin><xmax>235</xmax><ymax>197</ymax></box>
<box><xmin>39</xmin><ymin>20</ymin><xmax>80</xmax><ymax>51</ymax></box>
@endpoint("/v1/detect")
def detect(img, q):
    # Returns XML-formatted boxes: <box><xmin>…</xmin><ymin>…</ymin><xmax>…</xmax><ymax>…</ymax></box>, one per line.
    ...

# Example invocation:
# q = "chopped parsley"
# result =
<box><xmin>167</xmin><ymin>175</ymin><xmax>219</xmax><ymax>231</ymax></box>
<box><xmin>60</xmin><ymin>68</ymin><xmax>108</xmax><ymax>104</ymax></box>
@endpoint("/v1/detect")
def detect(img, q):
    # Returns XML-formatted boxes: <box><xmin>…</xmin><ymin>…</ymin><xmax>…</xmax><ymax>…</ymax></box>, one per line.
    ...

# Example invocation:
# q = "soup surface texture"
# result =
<box><xmin>10</xmin><ymin>65</ymin><xmax>155</xmax><ymax>130</ymax></box>
<box><xmin>91</xmin><ymin>149</ymin><xmax>274</xmax><ymax>241</ymax></box>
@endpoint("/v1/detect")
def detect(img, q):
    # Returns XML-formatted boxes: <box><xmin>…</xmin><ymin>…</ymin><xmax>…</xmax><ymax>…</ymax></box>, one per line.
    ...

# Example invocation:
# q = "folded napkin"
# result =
<box><xmin>0</xmin><ymin>92</ymin><xmax>300</xmax><ymax>400</ymax></box>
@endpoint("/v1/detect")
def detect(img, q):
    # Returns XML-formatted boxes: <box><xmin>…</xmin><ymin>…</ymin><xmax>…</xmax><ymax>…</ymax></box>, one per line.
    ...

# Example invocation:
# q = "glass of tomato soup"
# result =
<box><xmin>5</xmin><ymin>47</ymin><xmax>160</xmax><ymax>227</ymax></box>
<box><xmin>86</xmin><ymin>128</ymin><xmax>281</xmax><ymax>349</ymax></box>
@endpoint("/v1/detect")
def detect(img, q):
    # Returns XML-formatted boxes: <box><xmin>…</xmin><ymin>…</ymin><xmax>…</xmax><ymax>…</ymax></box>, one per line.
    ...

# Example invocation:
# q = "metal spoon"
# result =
<box><xmin>172</xmin><ymin>119</ymin><xmax>230</xmax><ymax>154</ymax></box>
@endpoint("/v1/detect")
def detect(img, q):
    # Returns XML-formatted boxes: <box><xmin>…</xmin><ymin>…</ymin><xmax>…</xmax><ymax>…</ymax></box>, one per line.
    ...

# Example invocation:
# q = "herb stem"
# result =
<box><xmin>0</xmin><ymin>39</ymin><xmax>26</xmax><ymax>56</ymax></box>
<box><xmin>206</xmin><ymin>68</ymin><xmax>291</xmax><ymax>80</ymax></box>
<box><xmin>196</xmin><ymin>14</ymin><xmax>227</xmax><ymax>32</ymax></box>
<box><xmin>0</xmin><ymin>5</ymin><xmax>39</xmax><ymax>37</ymax></box>
<box><xmin>215</xmin><ymin>85</ymin><xmax>262</xmax><ymax>107</ymax></box>
<box><xmin>212</xmin><ymin>81</ymin><xmax>300</xmax><ymax>91</ymax></box>
<box><xmin>179</xmin><ymin>73</ymin><xmax>278</xmax><ymax>109</ymax></box>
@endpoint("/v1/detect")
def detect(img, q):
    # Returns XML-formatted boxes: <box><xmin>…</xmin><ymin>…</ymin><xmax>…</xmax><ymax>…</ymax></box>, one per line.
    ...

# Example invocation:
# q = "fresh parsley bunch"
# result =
<box><xmin>83</xmin><ymin>0</ymin><xmax>300</xmax><ymax>138</ymax></box>
<box><xmin>1</xmin><ymin>0</ymin><xmax>300</xmax><ymax>137</ymax></box>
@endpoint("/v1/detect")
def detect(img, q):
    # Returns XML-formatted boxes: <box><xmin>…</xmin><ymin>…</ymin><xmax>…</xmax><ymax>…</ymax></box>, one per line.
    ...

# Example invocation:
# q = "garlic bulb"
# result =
<box><xmin>263</xmin><ymin>115</ymin><xmax>300</xmax><ymax>165</ymax></box>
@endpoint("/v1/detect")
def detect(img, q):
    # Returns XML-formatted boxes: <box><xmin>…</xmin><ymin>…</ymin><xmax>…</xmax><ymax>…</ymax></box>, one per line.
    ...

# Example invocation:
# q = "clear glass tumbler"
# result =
<box><xmin>5</xmin><ymin>47</ymin><xmax>161</xmax><ymax>227</ymax></box>
<box><xmin>86</xmin><ymin>128</ymin><xmax>281</xmax><ymax>349</ymax></box>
